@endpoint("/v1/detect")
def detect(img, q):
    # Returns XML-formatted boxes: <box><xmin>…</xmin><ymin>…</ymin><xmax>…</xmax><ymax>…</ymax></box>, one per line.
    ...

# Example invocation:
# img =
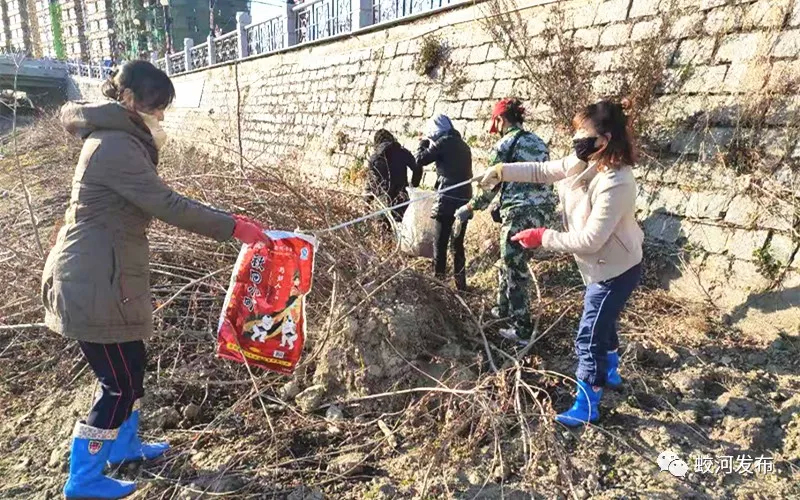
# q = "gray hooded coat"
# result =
<box><xmin>41</xmin><ymin>102</ymin><xmax>235</xmax><ymax>343</ymax></box>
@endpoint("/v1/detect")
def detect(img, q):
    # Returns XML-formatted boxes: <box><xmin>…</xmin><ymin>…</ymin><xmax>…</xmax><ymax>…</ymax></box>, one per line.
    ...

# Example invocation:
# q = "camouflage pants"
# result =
<box><xmin>497</xmin><ymin>208</ymin><xmax>551</xmax><ymax>339</ymax></box>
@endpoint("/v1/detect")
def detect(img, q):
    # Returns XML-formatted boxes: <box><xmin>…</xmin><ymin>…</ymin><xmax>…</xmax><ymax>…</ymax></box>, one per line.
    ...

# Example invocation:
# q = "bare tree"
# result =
<box><xmin>4</xmin><ymin>51</ymin><xmax>45</xmax><ymax>259</ymax></box>
<box><xmin>480</xmin><ymin>0</ymin><xmax>591</xmax><ymax>132</ymax></box>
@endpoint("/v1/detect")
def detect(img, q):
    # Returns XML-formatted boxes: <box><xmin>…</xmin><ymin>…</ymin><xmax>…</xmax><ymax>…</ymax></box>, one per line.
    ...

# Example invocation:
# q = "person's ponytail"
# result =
<box><xmin>101</xmin><ymin>73</ymin><xmax>120</xmax><ymax>100</ymax></box>
<box><xmin>99</xmin><ymin>62</ymin><xmax>175</xmax><ymax>111</ymax></box>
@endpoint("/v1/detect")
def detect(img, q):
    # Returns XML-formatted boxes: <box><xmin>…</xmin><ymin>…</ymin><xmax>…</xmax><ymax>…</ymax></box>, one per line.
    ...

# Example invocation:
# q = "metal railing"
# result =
<box><xmin>372</xmin><ymin>0</ymin><xmax>456</xmax><ymax>23</ymax></box>
<box><xmin>214</xmin><ymin>31</ymin><xmax>239</xmax><ymax>64</ymax></box>
<box><xmin>247</xmin><ymin>16</ymin><xmax>284</xmax><ymax>55</ymax></box>
<box><xmin>75</xmin><ymin>0</ymin><xmax>467</xmax><ymax>80</ymax></box>
<box><xmin>296</xmin><ymin>0</ymin><xmax>352</xmax><ymax>44</ymax></box>
<box><xmin>190</xmin><ymin>42</ymin><xmax>210</xmax><ymax>70</ymax></box>
<box><xmin>168</xmin><ymin>52</ymin><xmax>186</xmax><ymax>74</ymax></box>
<box><xmin>67</xmin><ymin>62</ymin><xmax>113</xmax><ymax>80</ymax></box>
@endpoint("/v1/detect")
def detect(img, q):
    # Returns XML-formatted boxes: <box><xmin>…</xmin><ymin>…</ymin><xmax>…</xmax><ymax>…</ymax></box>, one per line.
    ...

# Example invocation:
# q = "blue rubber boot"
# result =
<box><xmin>63</xmin><ymin>422</ymin><xmax>137</xmax><ymax>499</ymax></box>
<box><xmin>108</xmin><ymin>408</ymin><xmax>170</xmax><ymax>466</ymax></box>
<box><xmin>607</xmin><ymin>350</ymin><xmax>622</xmax><ymax>388</ymax></box>
<box><xmin>555</xmin><ymin>381</ymin><xmax>602</xmax><ymax>427</ymax></box>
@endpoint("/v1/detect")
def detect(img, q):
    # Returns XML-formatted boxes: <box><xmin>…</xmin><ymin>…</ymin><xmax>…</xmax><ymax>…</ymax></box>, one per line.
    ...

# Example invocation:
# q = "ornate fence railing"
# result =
<box><xmin>246</xmin><ymin>16</ymin><xmax>285</xmax><ymax>55</ymax></box>
<box><xmin>295</xmin><ymin>0</ymin><xmax>353</xmax><ymax>44</ymax></box>
<box><xmin>67</xmin><ymin>63</ymin><xmax>113</xmax><ymax>80</ymax></box>
<box><xmin>74</xmin><ymin>0</ymin><xmax>467</xmax><ymax>80</ymax></box>
<box><xmin>168</xmin><ymin>52</ymin><xmax>186</xmax><ymax>74</ymax></box>
<box><xmin>213</xmin><ymin>31</ymin><xmax>240</xmax><ymax>64</ymax></box>
<box><xmin>371</xmin><ymin>0</ymin><xmax>457</xmax><ymax>23</ymax></box>
<box><xmin>190</xmin><ymin>42</ymin><xmax>210</xmax><ymax>70</ymax></box>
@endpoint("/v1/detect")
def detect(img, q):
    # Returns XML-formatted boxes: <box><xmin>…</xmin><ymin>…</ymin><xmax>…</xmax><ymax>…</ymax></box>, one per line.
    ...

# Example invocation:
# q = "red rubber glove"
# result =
<box><xmin>511</xmin><ymin>227</ymin><xmax>547</xmax><ymax>249</ymax></box>
<box><xmin>232</xmin><ymin>215</ymin><xmax>269</xmax><ymax>246</ymax></box>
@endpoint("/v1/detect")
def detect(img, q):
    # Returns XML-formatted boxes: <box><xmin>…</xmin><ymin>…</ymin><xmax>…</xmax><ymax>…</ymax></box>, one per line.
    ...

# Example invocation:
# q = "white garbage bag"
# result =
<box><xmin>397</xmin><ymin>188</ymin><xmax>435</xmax><ymax>258</ymax></box>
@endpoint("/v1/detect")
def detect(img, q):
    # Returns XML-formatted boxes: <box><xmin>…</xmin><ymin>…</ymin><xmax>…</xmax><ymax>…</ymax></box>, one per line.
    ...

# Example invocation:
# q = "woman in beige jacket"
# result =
<box><xmin>480</xmin><ymin>100</ymin><xmax>643</xmax><ymax>427</ymax></box>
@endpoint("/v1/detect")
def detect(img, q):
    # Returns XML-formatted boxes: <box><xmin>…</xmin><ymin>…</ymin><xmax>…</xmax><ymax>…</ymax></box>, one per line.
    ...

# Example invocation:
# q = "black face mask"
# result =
<box><xmin>573</xmin><ymin>137</ymin><xmax>601</xmax><ymax>162</ymax></box>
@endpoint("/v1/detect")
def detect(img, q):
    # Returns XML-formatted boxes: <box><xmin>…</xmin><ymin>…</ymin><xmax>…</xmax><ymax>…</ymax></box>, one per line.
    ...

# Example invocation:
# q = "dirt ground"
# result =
<box><xmin>0</xmin><ymin>116</ymin><xmax>798</xmax><ymax>499</ymax></box>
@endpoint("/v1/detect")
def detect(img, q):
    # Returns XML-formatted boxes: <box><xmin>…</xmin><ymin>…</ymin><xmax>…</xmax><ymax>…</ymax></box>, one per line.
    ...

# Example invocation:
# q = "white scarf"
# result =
<box><xmin>138</xmin><ymin>112</ymin><xmax>168</xmax><ymax>150</ymax></box>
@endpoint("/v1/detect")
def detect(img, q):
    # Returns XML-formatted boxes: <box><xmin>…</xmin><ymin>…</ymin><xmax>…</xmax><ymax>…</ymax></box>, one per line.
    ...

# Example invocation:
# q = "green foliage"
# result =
<box><xmin>329</xmin><ymin>130</ymin><xmax>350</xmax><ymax>156</ymax></box>
<box><xmin>444</xmin><ymin>73</ymin><xmax>468</xmax><ymax>97</ymax></box>
<box><xmin>341</xmin><ymin>155</ymin><xmax>367</xmax><ymax>186</ymax></box>
<box><xmin>49</xmin><ymin>3</ymin><xmax>65</xmax><ymax>60</ymax></box>
<box><xmin>335</xmin><ymin>130</ymin><xmax>349</xmax><ymax>151</ymax></box>
<box><xmin>753</xmin><ymin>244</ymin><xmax>781</xmax><ymax>281</ymax></box>
<box><xmin>113</xmin><ymin>2</ymin><xmax>167</xmax><ymax>60</ymax></box>
<box><xmin>415</xmin><ymin>36</ymin><xmax>446</xmax><ymax>77</ymax></box>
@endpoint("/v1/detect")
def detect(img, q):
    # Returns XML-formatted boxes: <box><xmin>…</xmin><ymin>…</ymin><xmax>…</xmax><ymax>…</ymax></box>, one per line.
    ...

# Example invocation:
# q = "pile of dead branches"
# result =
<box><xmin>0</xmin><ymin>116</ymin><xmax>688</xmax><ymax>497</ymax></box>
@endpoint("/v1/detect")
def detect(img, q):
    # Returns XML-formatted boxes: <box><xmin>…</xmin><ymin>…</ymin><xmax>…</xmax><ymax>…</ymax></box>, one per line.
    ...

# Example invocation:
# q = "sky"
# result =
<box><xmin>250</xmin><ymin>0</ymin><xmax>285</xmax><ymax>23</ymax></box>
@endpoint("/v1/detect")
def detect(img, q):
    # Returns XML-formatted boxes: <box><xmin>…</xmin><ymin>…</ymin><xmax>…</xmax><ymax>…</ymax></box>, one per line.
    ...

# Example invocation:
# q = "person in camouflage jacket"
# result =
<box><xmin>456</xmin><ymin>98</ymin><xmax>557</xmax><ymax>344</ymax></box>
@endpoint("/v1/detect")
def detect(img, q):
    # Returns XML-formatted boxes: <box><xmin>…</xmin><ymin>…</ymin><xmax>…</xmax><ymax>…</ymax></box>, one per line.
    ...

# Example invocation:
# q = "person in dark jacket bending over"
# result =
<box><xmin>415</xmin><ymin>114</ymin><xmax>473</xmax><ymax>290</ymax></box>
<box><xmin>42</xmin><ymin>61</ymin><xmax>271</xmax><ymax>500</ymax></box>
<box><xmin>364</xmin><ymin>129</ymin><xmax>421</xmax><ymax>222</ymax></box>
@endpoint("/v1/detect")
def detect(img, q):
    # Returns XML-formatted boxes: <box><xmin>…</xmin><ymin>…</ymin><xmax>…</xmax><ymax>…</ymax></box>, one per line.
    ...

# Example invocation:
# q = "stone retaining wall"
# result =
<box><xmin>69</xmin><ymin>0</ymin><xmax>800</xmax><ymax>333</ymax></box>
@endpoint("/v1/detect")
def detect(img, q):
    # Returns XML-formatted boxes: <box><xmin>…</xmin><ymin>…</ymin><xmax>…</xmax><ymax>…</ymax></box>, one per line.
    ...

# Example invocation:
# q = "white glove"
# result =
<box><xmin>480</xmin><ymin>164</ymin><xmax>503</xmax><ymax>190</ymax></box>
<box><xmin>455</xmin><ymin>205</ymin><xmax>473</xmax><ymax>223</ymax></box>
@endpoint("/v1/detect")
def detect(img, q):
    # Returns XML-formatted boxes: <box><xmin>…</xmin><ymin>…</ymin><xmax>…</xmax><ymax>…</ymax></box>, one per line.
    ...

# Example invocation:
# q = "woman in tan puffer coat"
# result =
<box><xmin>43</xmin><ymin>61</ymin><xmax>269</xmax><ymax>499</ymax></box>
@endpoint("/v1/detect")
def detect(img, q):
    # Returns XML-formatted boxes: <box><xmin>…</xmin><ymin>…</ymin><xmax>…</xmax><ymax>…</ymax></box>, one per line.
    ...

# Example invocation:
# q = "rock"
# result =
<box><xmin>189</xmin><ymin>475</ymin><xmax>245</xmax><ymax>494</ymax></box>
<box><xmin>327</xmin><ymin>452</ymin><xmax>366</xmax><ymax>475</ymax></box>
<box><xmin>377</xmin><ymin>483</ymin><xmax>397</xmax><ymax>499</ymax></box>
<box><xmin>720</xmin><ymin>355</ymin><xmax>733</xmax><ymax>365</ymax></box>
<box><xmin>325</xmin><ymin>404</ymin><xmax>344</xmax><ymax>422</ymax></box>
<box><xmin>152</xmin><ymin>406</ymin><xmax>181</xmax><ymax>430</ymax></box>
<box><xmin>14</xmin><ymin>456</ymin><xmax>31</xmax><ymax>471</ymax></box>
<box><xmin>625</xmin><ymin>341</ymin><xmax>678</xmax><ymax>368</ymax></box>
<box><xmin>625</xmin><ymin>341</ymin><xmax>647</xmax><ymax>361</ymax></box>
<box><xmin>716</xmin><ymin>392</ymin><xmax>759</xmax><ymax>418</ymax></box>
<box><xmin>287</xmin><ymin>485</ymin><xmax>324</xmax><ymax>500</ymax></box>
<box><xmin>670</xmin><ymin>367</ymin><xmax>705</xmax><ymax>395</ymax></box>
<box><xmin>574</xmin><ymin>488</ymin><xmax>589</xmax><ymax>500</ymax></box>
<box><xmin>183</xmin><ymin>403</ymin><xmax>201</xmax><ymax>422</ymax></box>
<box><xmin>747</xmin><ymin>352</ymin><xmax>767</xmax><ymax>365</ymax></box>
<box><xmin>712</xmin><ymin>416</ymin><xmax>778</xmax><ymax>451</ymax></box>
<box><xmin>280</xmin><ymin>380</ymin><xmax>301</xmax><ymax>401</ymax></box>
<box><xmin>48</xmin><ymin>444</ymin><xmax>68</xmax><ymax>469</ymax></box>
<box><xmin>295</xmin><ymin>385</ymin><xmax>325</xmax><ymax>413</ymax></box>
<box><xmin>769</xmin><ymin>391</ymin><xmax>786</xmax><ymax>403</ymax></box>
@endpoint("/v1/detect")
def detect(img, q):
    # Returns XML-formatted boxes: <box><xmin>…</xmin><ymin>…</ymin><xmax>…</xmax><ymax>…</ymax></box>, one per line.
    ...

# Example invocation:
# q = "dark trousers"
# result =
<box><xmin>79</xmin><ymin>340</ymin><xmax>146</xmax><ymax>429</ymax></box>
<box><xmin>575</xmin><ymin>263</ymin><xmax>641</xmax><ymax>387</ymax></box>
<box><xmin>433</xmin><ymin>215</ymin><xmax>467</xmax><ymax>288</ymax></box>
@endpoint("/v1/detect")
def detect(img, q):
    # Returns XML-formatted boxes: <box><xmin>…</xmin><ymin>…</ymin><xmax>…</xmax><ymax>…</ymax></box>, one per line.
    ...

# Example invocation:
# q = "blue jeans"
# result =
<box><xmin>575</xmin><ymin>263</ymin><xmax>641</xmax><ymax>387</ymax></box>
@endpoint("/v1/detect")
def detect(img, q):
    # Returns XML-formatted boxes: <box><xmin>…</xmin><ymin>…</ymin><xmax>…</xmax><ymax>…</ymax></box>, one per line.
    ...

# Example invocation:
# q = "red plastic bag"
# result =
<box><xmin>217</xmin><ymin>231</ymin><xmax>317</xmax><ymax>374</ymax></box>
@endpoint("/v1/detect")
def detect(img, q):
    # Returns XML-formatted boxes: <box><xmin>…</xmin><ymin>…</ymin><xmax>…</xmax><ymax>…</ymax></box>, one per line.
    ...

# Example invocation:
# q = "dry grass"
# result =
<box><xmin>1</xmin><ymin>117</ymin><xmax>799</xmax><ymax>498</ymax></box>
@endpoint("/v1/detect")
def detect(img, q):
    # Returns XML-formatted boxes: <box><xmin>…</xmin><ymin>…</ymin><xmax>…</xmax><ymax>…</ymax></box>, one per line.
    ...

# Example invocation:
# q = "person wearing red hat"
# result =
<box><xmin>454</xmin><ymin>98</ymin><xmax>557</xmax><ymax>345</ymax></box>
<box><xmin>479</xmin><ymin>99</ymin><xmax>643</xmax><ymax>427</ymax></box>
